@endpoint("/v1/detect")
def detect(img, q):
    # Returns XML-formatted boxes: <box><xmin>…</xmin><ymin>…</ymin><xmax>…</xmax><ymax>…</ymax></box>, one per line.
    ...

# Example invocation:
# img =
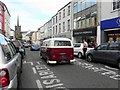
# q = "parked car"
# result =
<box><xmin>0</xmin><ymin>33</ymin><xmax>22</xmax><ymax>89</ymax></box>
<box><xmin>86</xmin><ymin>43</ymin><xmax>120</xmax><ymax>69</ymax></box>
<box><xmin>23</xmin><ymin>42</ymin><xmax>30</xmax><ymax>48</ymax></box>
<box><xmin>30</xmin><ymin>43</ymin><xmax>40</xmax><ymax>51</ymax></box>
<box><xmin>73</xmin><ymin>43</ymin><xmax>94</xmax><ymax>58</ymax></box>
<box><xmin>12</xmin><ymin>40</ymin><xmax>26</xmax><ymax>59</ymax></box>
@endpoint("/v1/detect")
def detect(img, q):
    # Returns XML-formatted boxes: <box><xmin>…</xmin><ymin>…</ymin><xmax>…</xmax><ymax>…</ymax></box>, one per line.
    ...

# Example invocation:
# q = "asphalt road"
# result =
<box><xmin>19</xmin><ymin>48</ymin><xmax>120</xmax><ymax>89</ymax></box>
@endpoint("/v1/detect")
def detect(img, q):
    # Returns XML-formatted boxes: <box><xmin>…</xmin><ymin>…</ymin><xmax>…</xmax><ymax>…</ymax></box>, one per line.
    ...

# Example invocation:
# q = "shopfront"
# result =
<box><xmin>101</xmin><ymin>17</ymin><xmax>120</xmax><ymax>43</ymax></box>
<box><xmin>73</xmin><ymin>26</ymin><xmax>97</xmax><ymax>44</ymax></box>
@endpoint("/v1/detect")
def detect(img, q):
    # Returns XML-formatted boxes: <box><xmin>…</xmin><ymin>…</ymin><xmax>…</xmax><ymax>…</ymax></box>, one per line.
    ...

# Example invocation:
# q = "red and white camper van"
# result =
<box><xmin>40</xmin><ymin>38</ymin><xmax>75</xmax><ymax>64</ymax></box>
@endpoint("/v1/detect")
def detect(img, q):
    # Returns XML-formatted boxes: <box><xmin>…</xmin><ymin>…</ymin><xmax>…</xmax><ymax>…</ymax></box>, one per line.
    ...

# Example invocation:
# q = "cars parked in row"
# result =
<box><xmin>0</xmin><ymin>33</ymin><xmax>22</xmax><ymax>89</ymax></box>
<box><xmin>86</xmin><ymin>42</ymin><xmax>120</xmax><ymax>69</ymax></box>
<box><xmin>73</xmin><ymin>43</ymin><xmax>94</xmax><ymax>58</ymax></box>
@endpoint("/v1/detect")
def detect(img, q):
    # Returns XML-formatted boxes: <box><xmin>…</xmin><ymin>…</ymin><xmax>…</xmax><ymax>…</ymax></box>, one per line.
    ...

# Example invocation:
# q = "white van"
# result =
<box><xmin>40</xmin><ymin>38</ymin><xmax>75</xmax><ymax>64</ymax></box>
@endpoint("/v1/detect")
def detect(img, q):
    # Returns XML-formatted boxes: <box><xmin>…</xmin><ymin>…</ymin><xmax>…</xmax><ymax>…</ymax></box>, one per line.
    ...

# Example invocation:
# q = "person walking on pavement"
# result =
<box><xmin>83</xmin><ymin>39</ymin><xmax>88</xmax><ymax>58</ymax></box>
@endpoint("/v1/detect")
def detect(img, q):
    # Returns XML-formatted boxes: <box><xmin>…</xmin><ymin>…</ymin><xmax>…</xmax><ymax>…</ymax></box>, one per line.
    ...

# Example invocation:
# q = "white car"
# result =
<box><xmin>73</xmin><ymin>43</ymin><xmax>94</xmax><ymax>58</ymax></box>
<box><xmin>0</xmin><ymin>33</ymin><xmax>22</xmax><ymax>89</ymax></box>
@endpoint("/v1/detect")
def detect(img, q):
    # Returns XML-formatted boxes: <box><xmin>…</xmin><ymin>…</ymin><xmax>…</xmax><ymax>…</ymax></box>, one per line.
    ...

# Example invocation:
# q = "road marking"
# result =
<box><xmin>36</xmin><ymin>80</ymin><xmax>43</xmax><ymax>89</ymax></box>
<box><xmin>46</xmin><ymin>83</ymin><xmax>63</xmax><ymax>88</ymax></box>
<box><xmin>105</xmin><ymin>66</ymin><xmax>119</xmax><ymax>71</ymax></box>
<box><xmin>31</xmin><ymin>62</ymin><xmax>33</xmax><ymax>66</ymax></box>
<box><xmin>23</xmin><ymin>60</ymin><xmax>33</xmax><ymax>66</ymax></box>
<box><xmin>32</xmin><ymin>67</ymin><xmax>37</xmax><ymax>74</ymax></box>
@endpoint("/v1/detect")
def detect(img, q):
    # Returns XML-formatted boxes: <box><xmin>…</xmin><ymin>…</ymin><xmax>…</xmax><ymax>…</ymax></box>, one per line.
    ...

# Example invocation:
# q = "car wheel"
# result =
<box><xmin>78</xmin><ymin>52</ymin><xmax>82</xmax><ymax>58</ymax></box>
<box><xmin>87</xmin><ymin>54</ymin><xmax>93</xmax><ymax>62</ymax></box>
<box><xmin>118</xmin><ymin>60</ymin><xmax>120</xmax><ymax>69</ymax></box>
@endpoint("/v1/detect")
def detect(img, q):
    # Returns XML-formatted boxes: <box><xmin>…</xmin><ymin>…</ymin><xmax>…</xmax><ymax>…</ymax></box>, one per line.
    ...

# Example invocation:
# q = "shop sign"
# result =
<box><xmin>101</xmin><ymin>17</ymin><xmax>120</xmax><ymax>30</ymax></box>
<box><xmin>73</xmin><ymin>27</ymin><xmax>97</xmax><ymax>37</ymax></box>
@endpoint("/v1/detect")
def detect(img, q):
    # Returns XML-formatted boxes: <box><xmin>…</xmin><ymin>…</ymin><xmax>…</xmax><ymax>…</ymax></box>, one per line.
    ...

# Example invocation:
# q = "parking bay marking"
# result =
<box><xmin>36</xmin><ymin>80</ymin><xmax>43</xmax><ymax>89</ymax></box>
<box><xmin>23</xmin><ymin>60</ymin><xmax>33</xmax><ymax>66</ymax></box>
<box><xmin>76</xmin><ymin>60</ymin><xmax>120</xmax><ymax>80</ymax></box>
<box><xmin>32</xmin><ymin>67</ymin><xmax>37</xmax><ymax>74</ymax></box>
<box><xmin>35</xmin><ymin>61</ymin><xmax>67</xmax><ymax>89</ymax></box>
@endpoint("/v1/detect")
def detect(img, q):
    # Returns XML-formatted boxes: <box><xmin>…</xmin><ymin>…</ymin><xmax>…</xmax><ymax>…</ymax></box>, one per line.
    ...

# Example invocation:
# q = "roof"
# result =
<box><xmin>44</xmin><ymin>37</ymin><xmax>72</xmax><ymax>42</ymax></box>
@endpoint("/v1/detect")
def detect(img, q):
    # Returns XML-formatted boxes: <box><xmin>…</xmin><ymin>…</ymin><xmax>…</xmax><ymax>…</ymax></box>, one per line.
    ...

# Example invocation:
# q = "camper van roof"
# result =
<box><xmin>44</xmin><ymin>37</ymin><xmax>71</xmax><ymax>41</ymax></box>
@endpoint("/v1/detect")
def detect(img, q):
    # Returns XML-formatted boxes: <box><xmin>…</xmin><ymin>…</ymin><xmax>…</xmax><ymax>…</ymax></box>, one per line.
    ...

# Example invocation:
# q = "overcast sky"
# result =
<box><xmin>1</xmin><ymin>0</ymin><xmax>71</xmax><ymax>32</ymax></box>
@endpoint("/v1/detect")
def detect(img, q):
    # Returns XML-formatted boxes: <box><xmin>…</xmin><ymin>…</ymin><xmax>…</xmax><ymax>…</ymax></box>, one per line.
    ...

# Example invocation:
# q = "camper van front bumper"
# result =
<box><xmin>70</xmin><ymin>59</ymin><xmax>76</xmax><ymax>63</ymax></box>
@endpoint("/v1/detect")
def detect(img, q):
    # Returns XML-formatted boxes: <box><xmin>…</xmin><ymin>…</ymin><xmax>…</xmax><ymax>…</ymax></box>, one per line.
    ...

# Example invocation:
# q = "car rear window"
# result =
<box><xmin>74</xmin><ymin>44</ymin><xmax>81</xmax><ymax>47</ymax></box>
<box><xmin>54</xmin><ymin>40</ymin><xmax>71</xmax><ymax>46</ymax></box>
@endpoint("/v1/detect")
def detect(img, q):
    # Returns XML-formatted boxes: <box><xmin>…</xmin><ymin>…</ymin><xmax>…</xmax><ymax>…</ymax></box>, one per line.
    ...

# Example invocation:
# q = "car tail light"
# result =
<box><xmin>0</xmin><ymin>68</ymin><xmax>10</xmax><ymax>87</ymax></box>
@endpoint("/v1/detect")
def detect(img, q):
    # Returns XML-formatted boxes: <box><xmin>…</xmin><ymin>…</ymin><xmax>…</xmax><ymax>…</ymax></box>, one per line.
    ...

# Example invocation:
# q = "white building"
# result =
<box><xmin>52</xmin><ymin>1</ymin><xmax>73</xmax><ymax>40</ymax></box>
<box><xmin>97</xmin><ymin>0</ymin><xmax>120</xmax><ymax>44</ymax></box>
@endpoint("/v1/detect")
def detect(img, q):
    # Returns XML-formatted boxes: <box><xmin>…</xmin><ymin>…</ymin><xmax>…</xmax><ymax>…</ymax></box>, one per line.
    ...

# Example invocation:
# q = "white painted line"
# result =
<box><xmin>36</xmin><ymin>80</ymin><xmax>43</xmax><ymax>89</ymax></box>
<box><xmin>46</xmin><ymin>83</ymin><xmax>63</xmax><ymax>88</ymax></box>
<box><xmin>105</xmin><ymin>66</ymin><xmax>119</xmax><ymax>71</ymax></box>
<box><xmin>31</xmin><ymin>62</ymin><xmax>34</xmax><ymax>66</ymax></box>
<box><xmin>32</xmin><ymin>67</ymin><xmax>37</xmax><ymax>74</ymax></box>
<box><xmin>23</xmin><ymin>60</ymin><xmax>26</xmax><ymax>64</ymax></box>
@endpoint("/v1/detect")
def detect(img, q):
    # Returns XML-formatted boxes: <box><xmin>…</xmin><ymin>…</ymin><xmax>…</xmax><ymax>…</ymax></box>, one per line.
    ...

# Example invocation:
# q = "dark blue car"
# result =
<box><xmin>86</xmin><ymin>42</ymin><xmax>120</xmax><ymax>69</ymax></box>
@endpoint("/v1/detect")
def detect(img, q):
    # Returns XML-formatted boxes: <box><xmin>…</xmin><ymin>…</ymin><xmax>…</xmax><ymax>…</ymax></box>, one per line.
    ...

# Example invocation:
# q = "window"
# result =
<box><xmin>82</xmin><ymin>0</ymin><xmax>86</xmax><ymax>10</ymax></box>
<box><xmin>109</xmin><ymin>43</ymin><xmax>120</xmax><ymax>50</ymax></box>
<box><xmin>113</xmin><ymin>0</ymin><xmax>120</xmax><ymax>10</ymax></box>
<box><xmin>91</xmin><ymin>0</ymin><xmax>97</xmax><ymax>5</ymax></box>
<box><xmin>59</xmin><ymin>23</ymin><xmax>61</xmax><ymax>33</ymax></box>
<box><xmin>78</xmin><ymin>1</ymin><xmax>81</xmax><ymax>12</ymax></box>
<box><xmin>68</xmin><ymin>19</ymin><xmax>70</xmax><ymax>31</ymax></box>
<box><xmin>59</xmin><ymin>12</ymin><xmax>61</xmax><ymax>20</ymax></box>
<box><xmin>74</xmin><ymin>43</ymin><xmax>81</xmax><ymax>47</ymax></box>
<box><xmin>54</xmin><ymin>41</ymin><xmax>71</xmax><ymax>46</ymax></box>
<box><xmin>53</xmin><ymin>18</ymin><xmax>55</xmax><ymax>25</ymax></box>
<box><xmin>63</xmin><ymin>22</ymin><xmax>65</xmax><ymax>32</ymax></box>
<box><xmin>74</xmin><ymin>3</ymin><xmax>77</xmax><ymax>13</ymax></box>
<box><xmin>86</xmin><ymin>0</ymin><xmax>91</xmax><ymax>8</ymax></box>
<box><xmin>56</xmin><ymin>25</ymin><xmax>57</xmax><ymax>34</ymax></box>
<box><xmin>68</xmin><ymin>6</ymin><xmax>71</xmax><ymax>15</ymax></box>
<box><xmin>86</xmin><ymin>18</ymin><xmax>90</xmax><ymax>27</ymax></box>
<box><xmin>97</xmin><ymin>44</ymin><xmax>108</xmax><ymax>50</ymax></box>
<box><xmin>53</xmin><ymin>27</ymin><xmax>55</xmax><ymax>35</ymax></box>
<box><xmin>56</xmin><ymin>16</ymin><xmax>57</xmax><ymax>23</ymax></box>
<box><xmin>8</xmin><ymin>43</ymin><xmax>15</xmax><ymax>56</ymax></box>
<box><xmin>1</xmin><ymin>44</ymin><xmax>12</xmax><ymax>61</ymax></box>
<box><xmin>63</xmin><ymin>9</ymin><xmax>65</xmax><ymax>18</ymax></box>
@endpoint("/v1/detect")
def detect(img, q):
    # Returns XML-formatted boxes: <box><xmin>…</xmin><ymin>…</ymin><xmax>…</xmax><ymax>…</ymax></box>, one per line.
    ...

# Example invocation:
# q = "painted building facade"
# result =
<box><xmin>73</xmin><ymin>0</ymin><xmax>97</xmax><ymax>45</ymax></box>
<box><xmin>0</xmin><ymin>1</ymin><xmax>10</xmax><ymax>37</ymax></box>
<box><xmin>52</xmin><ymin>2</ymin><xmax>73</xmax><ymax>39</ymax></box>
<box><xmin>98</xmin><ymin>0</ymin><xmax>120</xmax><ymax>44</ymax></box>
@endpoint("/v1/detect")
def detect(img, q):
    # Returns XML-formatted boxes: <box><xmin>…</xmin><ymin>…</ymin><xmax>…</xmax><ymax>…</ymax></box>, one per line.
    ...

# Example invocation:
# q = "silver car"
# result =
<box><xmin>0</xmin><ymin>33</ymin><xmax>22</xmax><ymax>89</ymax></box>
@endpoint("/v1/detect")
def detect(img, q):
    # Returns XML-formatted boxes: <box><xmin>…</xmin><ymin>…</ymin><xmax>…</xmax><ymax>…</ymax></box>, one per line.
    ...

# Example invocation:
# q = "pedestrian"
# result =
<box><xmin>83</xmin><ymin>39</ymin><xmax>88</xmax><ymax>58</ymax></box>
